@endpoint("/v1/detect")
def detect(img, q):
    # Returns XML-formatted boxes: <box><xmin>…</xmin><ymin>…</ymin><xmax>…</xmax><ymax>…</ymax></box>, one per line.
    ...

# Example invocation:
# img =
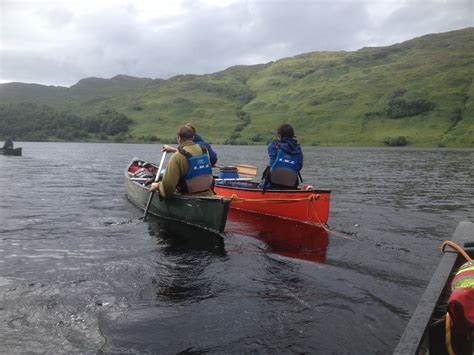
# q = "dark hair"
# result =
<box><xmin>277</xmin><ymin>123</ymin><xmax>294</xmax><ymax>139</ymax></box>
<box><xmin>177</xmin><ymin>125</ymin><xmax>194</xmax><ymax>140</ymax></box>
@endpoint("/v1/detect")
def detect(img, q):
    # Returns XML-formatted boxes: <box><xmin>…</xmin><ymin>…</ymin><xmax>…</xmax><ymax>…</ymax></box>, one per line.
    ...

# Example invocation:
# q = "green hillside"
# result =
<box><xmin>1</xmin><ymin>27</ymin><xmax>473</xmax><ymax>147</ymax></box>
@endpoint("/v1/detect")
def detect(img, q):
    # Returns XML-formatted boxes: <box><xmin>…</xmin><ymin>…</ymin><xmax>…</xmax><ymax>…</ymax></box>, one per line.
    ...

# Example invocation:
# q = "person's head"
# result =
<box><xmin>277</xmin><ymin>123</ymin><xmax>295</xmax><ymax>139</ymax></box>
<box><xmin>185</xmin><ymin>122</ymin><xmax>196</xmax><ymax>133</ymax></box>
<box><xmin>176</xmin><ymin>125</ymin><xmax>194</xmax><ymax>144</ymax></box>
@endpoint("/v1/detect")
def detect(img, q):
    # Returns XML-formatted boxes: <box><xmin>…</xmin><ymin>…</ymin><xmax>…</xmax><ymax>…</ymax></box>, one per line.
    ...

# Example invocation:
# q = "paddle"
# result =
<box><xmin>142</xmin><ymin>152</ymin><xmax>167</xmax><ymax>221</ymax></box>
<box><xmin>214</xmin><ymin>164</ymin><xmax>258</xmax><ymax>178</ymax></box>
<box><xmin>236</xmin><ymin>164</ymin><xmax>258</xmax><ymax>178</ymax></box>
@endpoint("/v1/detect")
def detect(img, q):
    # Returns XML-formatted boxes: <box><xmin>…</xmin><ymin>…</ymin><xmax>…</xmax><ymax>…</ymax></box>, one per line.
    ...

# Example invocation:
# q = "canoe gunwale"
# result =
<box><xmin>127</xmin><ymin>177</ymin><xmax>231</xmax><ymax>204</ymax></box>
<box><xmin>214</xmin><ymin>181</ymin><xmax>331</xmax><ymax>194</ymax></box>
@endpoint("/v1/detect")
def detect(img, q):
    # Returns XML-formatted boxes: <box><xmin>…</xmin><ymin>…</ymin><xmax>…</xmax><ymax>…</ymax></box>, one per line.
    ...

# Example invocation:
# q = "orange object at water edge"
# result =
<box><xmin>213</xmin><ymin>181</ymin><xmax>330</xmax><ymax>225</ymax></box>
<box><xmin>226</xmin><ymin>208</ymin><xmax>329</xmax><ymax>264</ymax></box>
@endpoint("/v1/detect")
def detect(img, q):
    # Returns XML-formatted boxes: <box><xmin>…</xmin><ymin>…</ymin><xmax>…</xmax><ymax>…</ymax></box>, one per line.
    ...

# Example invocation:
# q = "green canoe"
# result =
<box><xmin>0</xmin><ymin>147</ymin><xmax>22</xmax><ymax>156</ymax></box>
<box><xmin>394</xmin><ymin>221</ymin><xmax>474</xmax><ymax>355</ymax></box>
<box><xmin>125</xmin><ymin>158</ymin><xmax>231</xmax><ymax>232</ymax></box>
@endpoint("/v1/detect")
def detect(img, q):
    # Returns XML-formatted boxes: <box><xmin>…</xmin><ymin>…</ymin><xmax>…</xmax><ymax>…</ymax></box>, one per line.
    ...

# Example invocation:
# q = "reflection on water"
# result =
<box><xmin>147</xmin><ymin>218</ymin><xmax>226</xmax><ymax>257</ymax></box>
<box><xmin>226</xmin><ymin>209</ymin><xmax>329</xmax><ymax>263</ymax></box>
<box><xmin>146</xmin><ymin>218</ymin><xmax>226</xmax><ymax>303</ymax></box>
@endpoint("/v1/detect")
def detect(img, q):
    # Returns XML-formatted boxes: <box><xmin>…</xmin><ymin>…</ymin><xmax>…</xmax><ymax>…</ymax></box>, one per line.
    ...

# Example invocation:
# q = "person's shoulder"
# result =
<box><xmin>195</xmin><ymin>135</ymin><xmax>211</xmax><ymax>148</ymax></box>
<box><xmin>169</xmin><ymin>151</ymin><xmax>188</xmax><ymax>169</ymax></box>
<box><xmin>180</xmin><ymin>143</ymin><xmax>202</xmax><ymax>155</ymax></box>
<box><xmin>171</xmin><ymin>149</ymin><xmax>187</xmax><ymax>160</ymax></box>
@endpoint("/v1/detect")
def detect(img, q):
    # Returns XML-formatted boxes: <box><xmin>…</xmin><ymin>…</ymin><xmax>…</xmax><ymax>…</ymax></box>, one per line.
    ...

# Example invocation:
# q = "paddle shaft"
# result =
<box><xmin>142</xmin><ymin>152</ymin><xmax>167</xmax><ymax>221</ymax></box>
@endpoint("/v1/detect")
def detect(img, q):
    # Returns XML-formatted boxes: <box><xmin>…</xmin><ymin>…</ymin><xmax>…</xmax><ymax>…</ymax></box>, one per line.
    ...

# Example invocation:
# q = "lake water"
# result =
<box><xmin>0</xmin><ymin>142</ymin><xmax>473</xmax><ymax>353</ymax></box>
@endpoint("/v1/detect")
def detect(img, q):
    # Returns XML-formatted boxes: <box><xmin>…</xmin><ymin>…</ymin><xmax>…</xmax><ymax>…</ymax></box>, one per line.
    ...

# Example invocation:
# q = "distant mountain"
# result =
<box><xmin>69</xmin><ymin>74</ymin><xmax>153</xmax><ymax>96</ymax></box>
<box><xmin>0</xmin><ymin>82</ymin><xmax>67</xmax><ymax>102</ymax></box>
<box><xmin>0</xmin><ymin>75</ymin><xmax>153</xmax><ymax>103</ymax></box>
<box><xmin>1</xmin><ymin>27</ymin><xmax>473</xmax><ymax>147</ymax></box>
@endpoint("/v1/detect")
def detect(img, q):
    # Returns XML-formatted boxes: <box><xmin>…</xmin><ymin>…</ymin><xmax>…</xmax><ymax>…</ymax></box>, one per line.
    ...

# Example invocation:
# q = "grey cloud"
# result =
<box><xmin>140</xmin><ymin>0</ymin><xmax>370</xmax><ymax>74</ymax></box>
<box><xmin>363</xmin><ymin>0</ymin><xmax>473</xmax><ymax>46</ymax></box>
<box><xmin>1</xmin><ymin>49</ymin><xmax>86</xmax><ymax>86</ymax></box>
<box><xmin>1</xmin><ymin>0</ymin><xmax>472</xmax><ymax>86</ymax></box>
<box><xmin>39</xmin><ymin>6</ymin><xmax>75</xmax><ymax>27</ymax></box>
<box><xmin>248</xmin><ymin>1</ymin><xmax>370</xmax><ymax>52</ymax></box>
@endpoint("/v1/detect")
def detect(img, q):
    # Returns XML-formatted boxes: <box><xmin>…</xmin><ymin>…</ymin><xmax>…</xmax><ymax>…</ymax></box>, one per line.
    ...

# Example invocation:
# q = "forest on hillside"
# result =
<box><xmin>0</xmin><ymin>103</ymin><xmax>133</xmax><ymax>142</ymax></box>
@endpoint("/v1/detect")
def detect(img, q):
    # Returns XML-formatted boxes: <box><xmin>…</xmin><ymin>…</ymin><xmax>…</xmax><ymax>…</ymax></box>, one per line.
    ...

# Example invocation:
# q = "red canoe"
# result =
<box><xmin>213</xmin><ymin>180</ymin><xmax>330</xmax><ymax>225</ymax></box>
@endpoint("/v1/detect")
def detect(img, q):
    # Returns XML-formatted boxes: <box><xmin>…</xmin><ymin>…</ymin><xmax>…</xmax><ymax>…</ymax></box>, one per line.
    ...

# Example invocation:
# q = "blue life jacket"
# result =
<box><xmin>177</xmin><ymin>145</ymin><xmax>213</xmax><ymax>193</ymax></box>
<box><xmin>269</xmin><ymin>147</ymin><xmax>300</xmax><ymax>187</ymax></box>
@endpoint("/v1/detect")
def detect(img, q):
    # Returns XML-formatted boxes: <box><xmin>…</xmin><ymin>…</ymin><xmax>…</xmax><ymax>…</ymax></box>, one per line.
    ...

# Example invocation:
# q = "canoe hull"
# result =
<box><xmin>213</xmin><ymin>182</ymin><xmax>330</xmax><ymax>225</ymax></box>
<box><xmin>125</xmin><ymin>160</ymin><xmax>231</xmax><ymax>232</ymax></box>
<box><xmin>0</xmin><ymin>147</ymin><xmax>22</xmax><ymax>156</ymax></box>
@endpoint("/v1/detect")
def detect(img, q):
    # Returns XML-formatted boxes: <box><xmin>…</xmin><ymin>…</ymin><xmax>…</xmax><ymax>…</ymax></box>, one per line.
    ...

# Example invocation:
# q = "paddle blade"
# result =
<box><xmin>236</xmin><ymin>164</ymin><xmax>257</xmax><ymax>178</ymax></box>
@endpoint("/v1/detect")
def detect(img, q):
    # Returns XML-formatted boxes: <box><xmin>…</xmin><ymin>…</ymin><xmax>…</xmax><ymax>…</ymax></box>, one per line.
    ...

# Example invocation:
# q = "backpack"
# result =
<box><xmin>269</xmin><ymin>147</ymin><xmax>300</xmax><ymax>188</ymax></box>
<box><xmin>441</xmin><ymin>240</ymin><xmax>474</xmax><ymax>354</ymax></box>
<box><xmin>448</xmin><ymin>260</ymin><xmax>474</xmax><ymax>336</ymax></box>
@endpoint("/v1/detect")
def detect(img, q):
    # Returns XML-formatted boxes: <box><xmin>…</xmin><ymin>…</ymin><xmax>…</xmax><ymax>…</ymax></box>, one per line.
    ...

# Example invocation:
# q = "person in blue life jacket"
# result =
<box><xmin>150</xmin><ymin>125</ymin><xmax>214</xmax><ymax>199</ymax></box>
<box><xmin>259</xmin><ymin>123</ymin><xmax>303</xmax><ymax>189</ymax></box>
<box><xmin>162</xmin><ymin>122</ymin><xmax>218</xmax><ymax>167</ymax></box>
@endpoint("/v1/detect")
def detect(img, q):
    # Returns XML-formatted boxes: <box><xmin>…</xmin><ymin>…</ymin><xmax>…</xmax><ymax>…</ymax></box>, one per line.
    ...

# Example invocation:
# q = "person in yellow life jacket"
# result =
<box><xmin>150</xmin><ymin>125</ymin><xmax>214</xmax><ymax>199</ymax></box>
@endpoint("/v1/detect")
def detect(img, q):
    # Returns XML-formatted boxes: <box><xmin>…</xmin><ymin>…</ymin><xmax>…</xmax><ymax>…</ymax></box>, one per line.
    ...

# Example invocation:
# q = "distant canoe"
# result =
<box><xmin>394</xmin><ymin>221</ymin><xmax>474</xmax><ymax>355</ymax></box>
<box><xmin>213</xmin><ymin>180</ymin><xmax>331</xmax><ymax>225</ymax></box>
<box><xmin>0</xmin><ymin>147</ymin><xmax>22</xmax><ymax>156</ymax></box>
<box><xmin>125</xmin><ymin>158</ymin><xmax>231</xmax><ymax>232</ymax></box>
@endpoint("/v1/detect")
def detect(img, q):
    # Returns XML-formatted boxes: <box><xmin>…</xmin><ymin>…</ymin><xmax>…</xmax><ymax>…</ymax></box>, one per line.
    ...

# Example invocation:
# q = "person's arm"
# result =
<box><xmin>162</xmin><ymin>144</ymin><xmax>178</xmax><ymax>153</ymax></box>
<box><xmin>205</xmin><ymin>142</ymin><xmax>217</xmax><ymax>166</ymax></box>
<box><xmin>158</xmin><ymin>153</ymin><xmax>182</xmax><ymax>198</ymax></box>
<box><xmin>298</xmin><ymin>146</ymin><xmax>303</xmax><ymax>171</ymax></box>
<box><xmin>267</xmin><ymin>141</ymin><xmax>277</xmax><ymax>166</ymax></box>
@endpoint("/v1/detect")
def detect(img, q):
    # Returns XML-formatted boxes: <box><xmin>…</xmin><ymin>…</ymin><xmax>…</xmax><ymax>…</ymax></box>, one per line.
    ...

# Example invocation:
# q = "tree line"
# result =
<box><xmin>0</xmin><ymin>103</ymin><xmax>132</xmax><ymax>141</ymax></box>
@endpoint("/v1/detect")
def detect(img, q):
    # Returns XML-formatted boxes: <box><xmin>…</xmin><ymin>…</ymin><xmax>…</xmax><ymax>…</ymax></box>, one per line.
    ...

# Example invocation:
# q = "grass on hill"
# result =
<box><xmin>0</xmin><ymin>27</ymin><xmax>473</xmax><ymax>147</ymax></box>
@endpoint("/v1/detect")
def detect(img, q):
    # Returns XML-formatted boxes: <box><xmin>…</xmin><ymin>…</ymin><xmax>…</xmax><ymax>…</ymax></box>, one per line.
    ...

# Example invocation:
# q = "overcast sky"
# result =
<box><xmin>1</xmin><ymin>0</ymin><xmax>472</xmax><ymax>87</ymax></box>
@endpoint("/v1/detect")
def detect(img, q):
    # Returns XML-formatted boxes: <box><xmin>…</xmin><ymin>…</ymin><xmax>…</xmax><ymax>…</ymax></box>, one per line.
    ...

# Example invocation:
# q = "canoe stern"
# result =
<box><xmin>213</xmin><ymin>183</ymin><xmax>330</xmax><ymax>225</ymax></box>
